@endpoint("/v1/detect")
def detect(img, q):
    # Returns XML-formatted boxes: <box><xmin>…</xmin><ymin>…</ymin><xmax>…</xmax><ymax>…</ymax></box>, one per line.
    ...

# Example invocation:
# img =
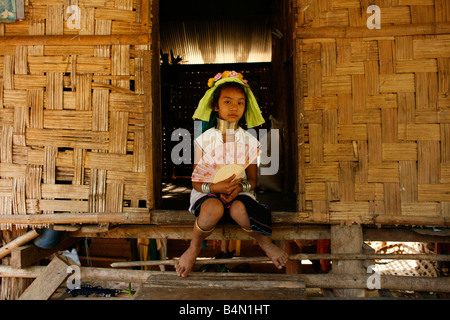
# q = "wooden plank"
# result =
<box><xmin>18</xmin><ymin>255</ymin><xmax>70</xmax><ymax>300</ymax></box>
<box><xmin>134</xmin><ymin>286</ymin><xmax>304</xmax><ymax>300</ymax></box>
<box><xmin>134</xmin><ymin>275</ymin><xmax>306</xmax><ymax>300</ymax></box>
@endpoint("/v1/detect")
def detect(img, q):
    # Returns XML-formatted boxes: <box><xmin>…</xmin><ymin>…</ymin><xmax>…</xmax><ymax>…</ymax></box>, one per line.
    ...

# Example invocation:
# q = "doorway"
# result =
<box><xmin>157</xmin><ymin>0</ymin><xmax>296</xmax><ymax>212</ymax></box>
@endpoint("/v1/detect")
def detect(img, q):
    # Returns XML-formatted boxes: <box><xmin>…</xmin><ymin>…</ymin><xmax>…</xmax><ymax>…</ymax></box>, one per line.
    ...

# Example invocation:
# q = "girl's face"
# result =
<box><xmin>214</xmin><ymin>87</ymin><xmax>246</xmax><ymax>123</ymax></box>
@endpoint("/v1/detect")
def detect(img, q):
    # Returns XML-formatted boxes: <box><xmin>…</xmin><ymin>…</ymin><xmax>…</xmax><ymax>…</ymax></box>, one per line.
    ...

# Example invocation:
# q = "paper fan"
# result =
<box><xmin>192</xmin><ymin>142</ymin><xmax>260</xmax><ymax>183</ymax></box>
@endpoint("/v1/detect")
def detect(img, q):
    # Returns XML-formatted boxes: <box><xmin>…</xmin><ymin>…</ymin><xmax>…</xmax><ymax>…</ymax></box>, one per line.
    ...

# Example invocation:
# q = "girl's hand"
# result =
<box><xmin>211</xmin><ymin>174</ymin><xmax>242</xmax><ymax>195</ymax></box>
<box><xmin>220</xmin><ymin>185</ymin><xmax>242</xmax><ymax>203</ymax></box>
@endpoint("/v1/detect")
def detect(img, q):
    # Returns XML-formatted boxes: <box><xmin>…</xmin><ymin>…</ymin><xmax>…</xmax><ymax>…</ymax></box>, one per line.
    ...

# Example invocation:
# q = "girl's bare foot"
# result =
<box><xmin>259</xmin><ymin>241</ymin><xmax>289</xmax><ymax>269</ymax></box>
<box><xmin>175</xmin><ymin>245</ymin><xmax>201</xmax><ymax>277</ymax></box>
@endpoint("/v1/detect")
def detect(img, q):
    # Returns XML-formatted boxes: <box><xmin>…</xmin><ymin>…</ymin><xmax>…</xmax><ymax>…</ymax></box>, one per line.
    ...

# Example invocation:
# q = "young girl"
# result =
<box><xmin>175</xmin><ymin>71</ymin><xmax>288</xmax><ymax>277</ymax></box>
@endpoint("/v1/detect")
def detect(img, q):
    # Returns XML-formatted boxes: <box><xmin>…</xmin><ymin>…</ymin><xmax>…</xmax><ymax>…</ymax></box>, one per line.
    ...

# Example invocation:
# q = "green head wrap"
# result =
<box><xmin>192</xmin><ymin>72</ymin><xmax>265</xmax><ymax>131</ymax></box>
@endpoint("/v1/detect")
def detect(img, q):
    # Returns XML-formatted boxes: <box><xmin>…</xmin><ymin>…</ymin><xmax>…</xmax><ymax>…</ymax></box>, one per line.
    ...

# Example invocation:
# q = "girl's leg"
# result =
<box><xmin>175</xmin><ymin>198</ymin><xmax>224</xmax><ymax>277</ymax></box>
<box><xmin>229</xmin><ymin>200</ymin><xmax>288</xmax><ymax>269</ymax></box>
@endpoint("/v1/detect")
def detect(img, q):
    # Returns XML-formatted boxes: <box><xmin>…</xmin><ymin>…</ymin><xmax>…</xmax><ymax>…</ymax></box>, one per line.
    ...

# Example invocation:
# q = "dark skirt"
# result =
<box><xmin>191</xmin><ymin>193</ymin><xmax>272</xmax><ymax>236</ymax></box>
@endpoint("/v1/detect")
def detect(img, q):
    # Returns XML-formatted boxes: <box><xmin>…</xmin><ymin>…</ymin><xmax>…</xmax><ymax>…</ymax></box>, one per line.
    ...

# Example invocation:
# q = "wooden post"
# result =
<box><xmin>330</xmin><ymin>224</ymin><xmax>365</xmax><ymax>297</ymax></box>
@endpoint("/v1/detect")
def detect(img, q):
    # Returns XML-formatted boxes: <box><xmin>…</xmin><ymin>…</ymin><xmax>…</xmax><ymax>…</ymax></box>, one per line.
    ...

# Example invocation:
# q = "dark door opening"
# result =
<box><xmin>158</xmin><ymin>0</ymin><xmax>296</xmax><ymax>212</ymax></box>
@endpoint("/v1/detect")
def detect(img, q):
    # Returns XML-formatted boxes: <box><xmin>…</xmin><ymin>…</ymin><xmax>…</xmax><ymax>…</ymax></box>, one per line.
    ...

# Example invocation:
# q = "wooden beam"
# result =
<box><xmin>71</xmin><ymin>224</ymin><xmax>331</xmax><ymax>240</ymax></box>
<box><xmin>0</xmin><ymin>212</ymin><xmax>150</xmax><ymax>225</ymax></box>
<box><xmin>72</xmin><ymin>224</ymin><xmax>450</xmax><ymax>242</ymax></box>
<box><xmin>18</xmin><ymin>255</ymin><xmax>70</xmax><ymax>300</ymax></box>
<box><xmin>0</xmin><ymin>210</ymin><xmax>448</xmax><ymax>227</ymax></box>
<box><xmin>0</xmin><ymin>35</ymin><xmax>149</xmax><ymax>46</ymax></box>
<box><xmin>149</xmin><ymin>210</ymin><xmax>311</xmax><ymax>225</ymax></box>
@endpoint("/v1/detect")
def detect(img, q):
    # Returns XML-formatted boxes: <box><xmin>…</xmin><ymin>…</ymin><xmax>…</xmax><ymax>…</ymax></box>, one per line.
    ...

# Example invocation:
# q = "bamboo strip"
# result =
<box><xmin>110</xmin><ymin>252</ymin><xmax>450</xmax><ymax>268</ymax></box>
<box><xmin>26</xmin><ymin>128</ymin><xmax>109</xmax><ymax>150</ymax></box>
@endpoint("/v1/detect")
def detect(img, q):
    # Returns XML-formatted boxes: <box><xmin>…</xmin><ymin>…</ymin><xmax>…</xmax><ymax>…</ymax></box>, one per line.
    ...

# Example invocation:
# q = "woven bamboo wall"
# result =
<box><xmin>0</xmin><ymin>0</ymin><xmax>152</xmax><ymax>230</ymax></box>
<box><xmin>296</xmin><ymin>0</ymin><xmax>450</xmax><ymax>226</ymax></box>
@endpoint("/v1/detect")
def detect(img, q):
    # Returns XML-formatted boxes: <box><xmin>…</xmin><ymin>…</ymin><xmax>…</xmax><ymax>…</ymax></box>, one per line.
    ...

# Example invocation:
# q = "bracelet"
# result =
<box><xmin>201</xmin><ymin>182</ymin><xmax>212</xmax><ymax>194</ymax></box>
<box><xmin>239</xmin><ymin>180</ymin><xmax>252</xmax><ymax>192</ymax></box>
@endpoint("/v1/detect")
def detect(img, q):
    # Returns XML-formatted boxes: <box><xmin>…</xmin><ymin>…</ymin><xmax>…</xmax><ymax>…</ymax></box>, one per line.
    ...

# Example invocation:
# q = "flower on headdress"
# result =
<box><xmin>207</xmin><ymin>70</ymin><xmax>248</xmax><ymax>87</ymax></box>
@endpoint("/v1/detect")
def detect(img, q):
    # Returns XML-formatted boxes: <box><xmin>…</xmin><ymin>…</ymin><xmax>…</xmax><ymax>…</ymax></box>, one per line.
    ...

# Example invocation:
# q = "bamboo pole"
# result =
<box><xmin>0</xmin><ymin>35</ymin><xmax>149</xmax><ymax>46</ymax></box>
<box><xmin>297</xmin><ymin>22</ymin><xmax>450</xmax><ymax>39</ymax></box>
<box><xmin>0</xmin><ymin>230</ymin><xmax>40</xmax><ymax>259</ymax></box>
<box><xmin>110</xmin><ymin>253</ymin><xmax>450</xmax><ymax>268</ymax></box>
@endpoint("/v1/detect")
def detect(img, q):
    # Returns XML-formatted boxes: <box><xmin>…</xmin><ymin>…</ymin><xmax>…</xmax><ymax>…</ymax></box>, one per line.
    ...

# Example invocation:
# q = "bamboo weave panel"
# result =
<box><xmin>0</xmin><ymin>0</ymin><xmax>152</xmax><ymax>230</ymax></box>
<box><xmin>296</xmin><ymin>0</ymin><xmax>450</xmax><ymax>225</ymax></box>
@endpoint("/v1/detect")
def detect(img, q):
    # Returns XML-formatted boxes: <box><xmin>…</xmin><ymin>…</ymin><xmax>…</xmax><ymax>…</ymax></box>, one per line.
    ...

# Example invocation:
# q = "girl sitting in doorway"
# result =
<box><xmin>175</xmin><ymin>71</ymin><xmax>288</xmax><ymax>277</ymax></box>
